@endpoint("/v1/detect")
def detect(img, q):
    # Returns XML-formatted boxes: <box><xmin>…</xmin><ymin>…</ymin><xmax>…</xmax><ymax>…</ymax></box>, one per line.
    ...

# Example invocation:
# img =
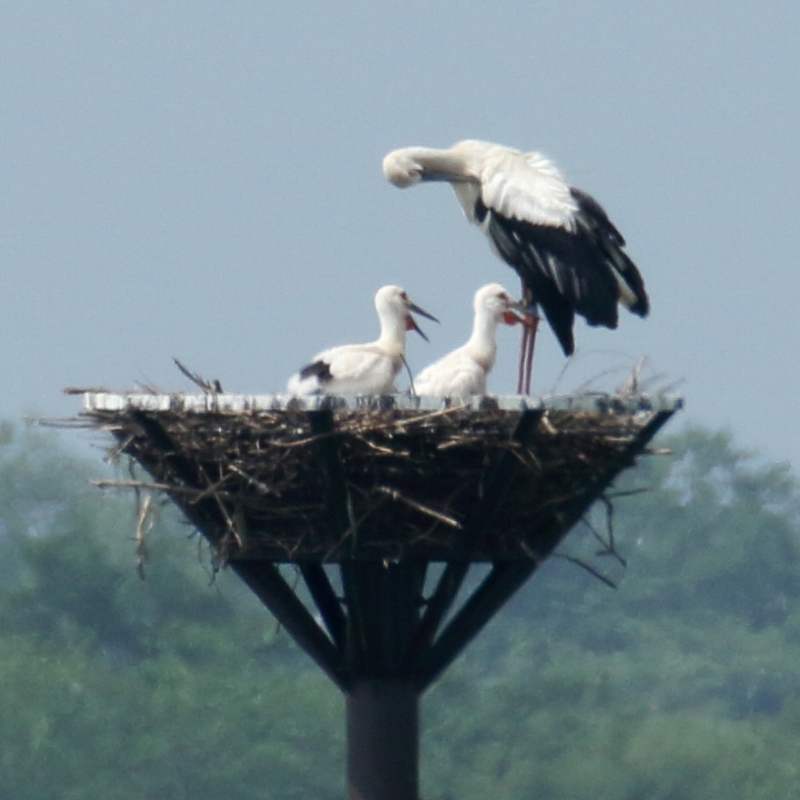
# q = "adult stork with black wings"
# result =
<box><xmin>382</xmin><ymin>140</ymin><xmax>649</xmax><ymax>393</ymax></box>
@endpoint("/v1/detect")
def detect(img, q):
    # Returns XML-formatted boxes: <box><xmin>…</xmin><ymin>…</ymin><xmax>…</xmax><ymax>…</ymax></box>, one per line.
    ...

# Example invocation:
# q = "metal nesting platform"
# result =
<box><xmin>76</xmin><ymin>391</ymin><xmax>681</xmax><ymax>800</ymax></box>
<box><xmin>80</xmin><ymin>392</ymin><xmax>680</xmax><ymax>564</ymax></box>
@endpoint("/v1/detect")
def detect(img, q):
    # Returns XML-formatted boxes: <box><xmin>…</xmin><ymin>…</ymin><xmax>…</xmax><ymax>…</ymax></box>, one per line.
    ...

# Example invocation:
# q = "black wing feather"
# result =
<box><xmin>481</xmin><ymin>189</ymin><xmax>649</xmax><ymax>355</ymax></box>
<box><xmin>570</xmin><ymin>188</ymin><xmax>649</xmax><ymax>316</ymax></box>
<box><xmin>299</xmin><ymin>360</ymin><xmax>333</xmax><ymax>383</ymax></box>
<box><xmin>486</xmin><ymin>214</ymin><xmax>579</xmax><ymax>354</ymax></box>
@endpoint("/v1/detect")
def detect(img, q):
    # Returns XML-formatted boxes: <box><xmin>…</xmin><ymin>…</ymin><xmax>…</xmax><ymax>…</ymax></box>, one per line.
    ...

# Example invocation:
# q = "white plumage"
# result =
<box><xmin>286</xmin><ymin>285</ymin><xmax>437</xmax><ymax>396</ymax></box>
<box><xmin>414</xmin><ymin>283</ymin><xmax>524</xmax><ymax>397</ymax></box>
<box><xmin>382</xmin><ymin>140</ymin><xmax>649</xmax><ymax>361</ymax></box>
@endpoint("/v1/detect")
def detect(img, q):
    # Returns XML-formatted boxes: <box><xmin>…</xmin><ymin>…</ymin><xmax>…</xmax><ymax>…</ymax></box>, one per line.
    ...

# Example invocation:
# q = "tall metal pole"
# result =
<box><xmin>343</xmin><ymin>561</ymin><xmax>425</xmax><ymax>800</ymax></box>
<box><xmin>346</xmin><ymin>680</ymin><xmax>419</xmax><ymax>800</ymax></box>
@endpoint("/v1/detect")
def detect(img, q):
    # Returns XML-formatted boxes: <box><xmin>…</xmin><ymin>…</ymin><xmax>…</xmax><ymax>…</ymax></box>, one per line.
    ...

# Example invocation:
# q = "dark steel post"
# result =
<box><xmin>346</xmin><ymin>680</ymin><xmax>419</xmax><ymax>800</ymax></box>
<box><xmin>343</xmin><ymin>560</ymin><xmax>424</xmax><ymax>800</ymax></box>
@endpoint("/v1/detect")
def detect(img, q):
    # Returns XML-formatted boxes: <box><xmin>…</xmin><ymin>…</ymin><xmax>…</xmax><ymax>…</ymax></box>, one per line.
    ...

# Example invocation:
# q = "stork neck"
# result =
<box><xmin>412</xmin><ymin>147</ymin><xmax>473</xmax><ymax>182</ymax></box>
<box><xmin>465</xmin><ymin>311</ymin><xmax>499</xmax><ymax>370</ymax></box>
<box><xmin>376</xmin><ymin>312</ymin><xmax>407</xmax><ymax>355</ymax></box>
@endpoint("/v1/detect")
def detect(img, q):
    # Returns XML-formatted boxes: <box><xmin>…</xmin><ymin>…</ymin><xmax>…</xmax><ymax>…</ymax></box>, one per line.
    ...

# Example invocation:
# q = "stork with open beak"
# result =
<box><xmin>286</xmin><ymin>285</ymin><xmax>438</xmax><ymax>396</ymax></box>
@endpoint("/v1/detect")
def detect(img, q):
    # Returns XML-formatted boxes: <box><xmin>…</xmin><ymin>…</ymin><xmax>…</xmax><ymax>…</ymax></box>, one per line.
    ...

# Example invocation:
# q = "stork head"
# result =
<box><xmin>375</xmin><ymin>285</ymin><xmax>439</xmax><ymax>341</ymax></box>
<box><xmin>473</xmin><ymin>283</ymin><xmax>528</xmax><ymax>326</ymax></box>
<box><xmin>382</xmin><ymin>149</ymin><xmax>424</xmax><ymax>188</ymax></box>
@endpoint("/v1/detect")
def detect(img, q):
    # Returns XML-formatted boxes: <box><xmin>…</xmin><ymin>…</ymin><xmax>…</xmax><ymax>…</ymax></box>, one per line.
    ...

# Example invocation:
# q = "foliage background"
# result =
<box><xmin>2</xmin><ymin>421</ymin><xmax>800</xmax><ymax>799</ymax></box>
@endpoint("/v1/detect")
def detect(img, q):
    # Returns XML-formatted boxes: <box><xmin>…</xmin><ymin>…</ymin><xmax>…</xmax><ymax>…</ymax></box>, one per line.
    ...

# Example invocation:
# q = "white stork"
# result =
<box><xmin>414</xmin><ymin>283</ymin><xmax>528</xmax><ymax>397</ymax></box>
<box><xmin>286</xmin><ymin>285</ymin><xmax>438</xmax><ymax>396</ymax></box>
<box><xmin>382</xmin><ymin>140</ymin><xmax>649</xmax><ymax>393</ymax></box>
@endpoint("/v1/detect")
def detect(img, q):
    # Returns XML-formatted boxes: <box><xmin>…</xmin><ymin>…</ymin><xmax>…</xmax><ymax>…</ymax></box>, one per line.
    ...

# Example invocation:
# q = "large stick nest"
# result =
<box><xmin>74</xmin><ymin>393</ymin><xmax>680</xmax><ymax>563</ymax></box>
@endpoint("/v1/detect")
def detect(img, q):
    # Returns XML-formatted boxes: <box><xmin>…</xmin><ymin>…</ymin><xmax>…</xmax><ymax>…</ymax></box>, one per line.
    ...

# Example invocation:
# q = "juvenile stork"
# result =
<box><xmin>286</xmin><ymin>285</ymin><xmax>438</xmax><ymax>396</ymax></box>
<box><xmin>382</xmin><ymin>140</ymin><xmax>649</xmax><ymax>393</ymax></box>
<box><xmin>414</xmin><ymin>283</ymin><xmax>527</xmax><ymax>397</ymax></box>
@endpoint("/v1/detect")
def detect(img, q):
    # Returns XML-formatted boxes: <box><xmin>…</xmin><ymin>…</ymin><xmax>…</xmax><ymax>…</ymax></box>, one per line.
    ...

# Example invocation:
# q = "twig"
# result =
<box><xmin>173</xmin><ymin>357</ymin><xmax>223</xmax><ymax>394</ymax></box>
<box><xmin>62</xmin><ymin>386</ymin><xmax>114</xmax><ymax>395</ymax></box>
<box><xmin>93</xmin><ymin>478</ymin><xmax>174</xmax><ymax>492</ymax></box>
<box><xmin>401</xmin><ymin>354</ymin><xmax>417</xmax><ymax>396</ymax></box>
<box><xmin>375</xmin><ymin>485</ymin><xmax>463</xmax><ymax>529</ymax></box>
<box><xmin>227</xmin><ymin>464</ymin><xmax>279</xmax><ymax>496</ymax></box>
<box><xmin>133</xmin><ymin>492</ymin><xmax>153</xmax><ymax>579</ymax></box>
<box><xmin>553</xmin><ymin>553</ymin><xmax>618</xmax><ymax>589</ymax></box>
<box><xmin>578</xmin><ymin>496</ymin><xmax>626</xmax><ymax>568</ymax></box>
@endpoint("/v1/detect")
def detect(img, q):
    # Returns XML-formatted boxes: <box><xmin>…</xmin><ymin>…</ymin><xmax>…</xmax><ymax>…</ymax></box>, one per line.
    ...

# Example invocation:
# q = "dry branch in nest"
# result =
<box><xmin>71</xmin><ymin>392</ymin><xmax>681</xmax><ymax>565</ymax></box>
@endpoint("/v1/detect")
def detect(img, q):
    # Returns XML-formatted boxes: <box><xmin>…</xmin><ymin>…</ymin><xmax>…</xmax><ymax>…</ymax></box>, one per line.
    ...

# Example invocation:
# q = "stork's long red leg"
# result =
<box><xmin>517</xmin><ymin>283</ymin><xmax>535</xmax><ymax>394</ymax></box>
<box><xmin>522</xmin><ymin>315</ymin><xmax>539</xmax><ymax>395</ymax></box>
<box><xmin>516</xmin><ymin>327</ymin><xmax>528</xmax><ymax>394</ymax></box>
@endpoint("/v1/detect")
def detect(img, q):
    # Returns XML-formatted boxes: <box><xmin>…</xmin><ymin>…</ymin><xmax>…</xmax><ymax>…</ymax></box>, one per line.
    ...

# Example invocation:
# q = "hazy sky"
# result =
<box><xmin>2</xmin><ymin>2</ymin><xmax>799</xmax><ymax>466</ymax></box>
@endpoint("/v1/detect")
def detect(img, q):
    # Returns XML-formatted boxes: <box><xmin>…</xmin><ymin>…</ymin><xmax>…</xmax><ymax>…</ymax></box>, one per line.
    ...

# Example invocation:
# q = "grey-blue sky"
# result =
<box><xmin>2</xmin><ymin>2</ymin><xmax>798</xmax><ymax>465</ymax></box>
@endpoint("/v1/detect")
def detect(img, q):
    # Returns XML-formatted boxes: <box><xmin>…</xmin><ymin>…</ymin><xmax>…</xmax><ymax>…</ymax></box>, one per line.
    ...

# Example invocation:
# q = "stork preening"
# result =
<box><xmin>414</xmin><ymin>283</ymin><xmax>529</xmax><ymax>397</ymax></box>
<box><xmin>286</xmin><ymin>285</ymin><xmax>438</xmax><ymax>396</ymax></box>
<box><xmin>383</xmin><ymin>140</ymin><xmax>649</xmax><ymax>393</ymax></box>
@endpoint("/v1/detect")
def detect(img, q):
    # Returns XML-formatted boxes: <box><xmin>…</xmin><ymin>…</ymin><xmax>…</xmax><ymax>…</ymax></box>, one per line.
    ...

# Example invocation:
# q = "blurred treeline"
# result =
<box><xmin>2</xmin><ymin>420</ymin><xmax>800</xmax><ymax>799</ymax></box>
